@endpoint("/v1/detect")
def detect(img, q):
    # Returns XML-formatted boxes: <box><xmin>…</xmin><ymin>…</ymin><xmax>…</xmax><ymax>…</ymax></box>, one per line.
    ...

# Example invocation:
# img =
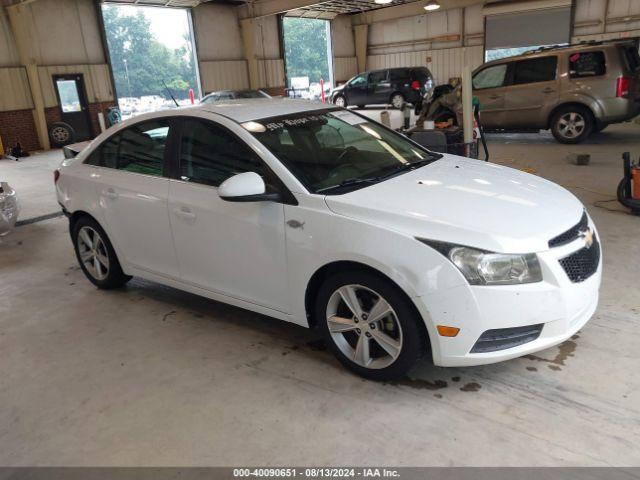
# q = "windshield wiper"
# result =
<box><xmin>377</xmin><ymin>158</ymin><xmax>433</xmax><ymax>180</ymax></box>
<box><xmin>316</xmin><ymin>177</ymin><xmax>378</xmax><ymax>194</ymax></box>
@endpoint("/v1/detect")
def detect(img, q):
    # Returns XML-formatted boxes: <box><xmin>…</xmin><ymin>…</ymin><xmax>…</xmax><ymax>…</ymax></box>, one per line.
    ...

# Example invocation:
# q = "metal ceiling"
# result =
<box><xmin>285</xmin><ymin>0</ymin><xmax>423</xmax><ymax>18</ymax></box>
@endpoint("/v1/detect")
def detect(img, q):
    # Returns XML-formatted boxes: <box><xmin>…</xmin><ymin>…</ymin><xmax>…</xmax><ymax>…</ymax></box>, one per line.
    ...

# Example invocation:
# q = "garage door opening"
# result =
<box><xmin>101</xmin><ymin>4</ymin><xmax>200</xmax><ymax>119</ymax></box>
<box><xmin>282</xmin><ymin>17</ymin><xmax>333</xmax><ymax>100</ymax></box>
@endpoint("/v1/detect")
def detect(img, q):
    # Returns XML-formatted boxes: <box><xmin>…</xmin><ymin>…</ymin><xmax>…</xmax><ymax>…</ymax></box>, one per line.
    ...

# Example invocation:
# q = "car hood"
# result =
<box><xmin>324</xmin><ymin>156</ymin><xmax>584</xmax><ymax>253</ymax></box>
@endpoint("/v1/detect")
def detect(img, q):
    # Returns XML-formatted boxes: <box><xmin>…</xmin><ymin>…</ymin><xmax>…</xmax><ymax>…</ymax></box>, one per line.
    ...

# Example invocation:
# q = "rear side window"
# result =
<box><xmin>389</xmin><ymin>69</ymin><xmax>409</xmax><ymax>81</ymax></box>
<box><xmin>569</xmin><ymin>51</ymin><xmax>606</xmax><ymax>78</ymax></box>
<box><xmin>513</xmin><ymin>57</ymin><xmax>557</xmax><ymax>85</ymax></box>
<box><xmin>117</xmin><ymin>121</ymin><xmax>169</xmax><ymax>176</ymax></box>
<box><xmin>410</xmin><ymin>68</ymin><xmax>431</xmax><ymax>81</ymax></box>
<box><xmin>473</xmin><ymin>64</ymin><xmax>508</xmax><ymax>89</ymax></box>
<box><xmin>179</xmin><ymin>119</ymin><xmax>266</xmax><ymax>187</ymax></box>
<box><xmin>623</xmin><ymin>45</ymin><xmax>640</xmax><ymax>73</ymax></box>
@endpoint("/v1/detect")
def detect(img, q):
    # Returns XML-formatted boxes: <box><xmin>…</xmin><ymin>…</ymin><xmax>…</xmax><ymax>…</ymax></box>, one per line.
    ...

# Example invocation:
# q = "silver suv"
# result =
<box><xmin>472</xmin><ymin>41</ymin><xmax>640</xmax><ymax>143</ymax></box>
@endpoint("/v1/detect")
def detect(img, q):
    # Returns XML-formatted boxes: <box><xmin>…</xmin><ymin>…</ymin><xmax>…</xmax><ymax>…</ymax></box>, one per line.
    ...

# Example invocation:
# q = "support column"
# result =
<box><xmin>353</xmin><ymin>24</ymin><xmax>368</xmax><ymax>73</ymax></box>
<box><xmin>240</xmin><ymin>18</ymin><xmax>261</xmax><ymax>90</ymax></box>
<box><xmin>7</xmin><ymin>3</ymin><xmax>50</xmax><ymax>150</ymax></box>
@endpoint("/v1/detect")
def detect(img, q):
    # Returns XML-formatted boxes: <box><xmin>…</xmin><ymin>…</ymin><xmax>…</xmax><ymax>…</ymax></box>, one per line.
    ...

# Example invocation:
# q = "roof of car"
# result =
<box><xmin>198</xmin><ymin>98</ymin><xmax>335</xmax><ymax>123</ymax></box>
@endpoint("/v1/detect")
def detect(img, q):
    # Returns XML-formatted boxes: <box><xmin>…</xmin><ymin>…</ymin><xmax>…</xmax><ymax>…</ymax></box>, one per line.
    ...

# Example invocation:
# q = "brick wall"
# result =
<box><xmin>87</xmin><ymin>101</ymin><xmax>117</xmax><ymax>135</ymax></box>
<box><xmin>0</xmin><ymin>109</ymin><xmax>41</xmax><ymax>153</ymax></box>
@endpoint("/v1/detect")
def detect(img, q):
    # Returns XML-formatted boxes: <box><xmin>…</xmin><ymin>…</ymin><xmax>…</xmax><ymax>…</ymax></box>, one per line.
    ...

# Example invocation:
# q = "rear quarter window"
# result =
<box><xmin>569</xmin><ymin>51</ymin><xmax>606</xmax><ymax>78</ymax></box>
<box><xmin>622</xmin><ymin>45</ymin><xmax>640</xmax><ymax>73</ymax></box>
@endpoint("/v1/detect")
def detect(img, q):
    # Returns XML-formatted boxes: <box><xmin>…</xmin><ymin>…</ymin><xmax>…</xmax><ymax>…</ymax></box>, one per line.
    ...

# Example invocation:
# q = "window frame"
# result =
<box><xmin>169</xmin><ymin>116</ymin><xmax>298</xmax><ymax>205</ymax></box>
<box><xmin>83</xmin><ymin>117</ymin><xmax>178</xmax><ymax>179</ymax></box>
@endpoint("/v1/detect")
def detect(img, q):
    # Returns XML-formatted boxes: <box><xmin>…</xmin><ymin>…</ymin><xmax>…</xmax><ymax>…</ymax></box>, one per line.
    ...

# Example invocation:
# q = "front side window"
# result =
<box><xmin>473</xmin><ymin>64</ymin><xmax>508</xmax><ymax>89</ymax></box>
<box><xmin>349</xmin><ymin>74</ymin><xmax>366</xmax><ymax>87</ymax></box>
<box><xmin>249</xmin><ymin>109</ymin><xmax>440</xmax><ymax>194</ymax></box>
<box><xmin>512</xmin><ymin>57</ymin><xmax>557</xmax><ymax>85</ymax></box>
<box><xmin>116</xmin><ymin>121</ymin><xmax>169</xmax><ymax>176</ymax></box>
<box><xmin>179</xmin><ymin>119</ymin><xmax>266</xmax><ymax>187</ymax></box>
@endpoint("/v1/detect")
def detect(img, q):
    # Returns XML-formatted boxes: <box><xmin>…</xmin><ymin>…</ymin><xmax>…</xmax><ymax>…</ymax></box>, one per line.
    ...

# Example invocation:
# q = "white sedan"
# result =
<box><xmin>55</xmin><ymin>99</ymin><xmax>601</xmax><ymax>380</ymax></box>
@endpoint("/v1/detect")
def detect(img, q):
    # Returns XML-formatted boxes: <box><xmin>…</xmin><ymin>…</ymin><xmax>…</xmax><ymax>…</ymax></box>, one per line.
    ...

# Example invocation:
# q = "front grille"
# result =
<box><xmin>549</xmin><ymin>211</ymin><xmax>588</xmax><ymax>248</ymax></box>
<box><xmin>470</xmin><ymin>324</ymin><xmax>544</xmax><ymax>353</ymax></box>
<box><xmin>559</xmin><ymin>236</ymin><xmax>600</xmax><ymax>283</ymax></box>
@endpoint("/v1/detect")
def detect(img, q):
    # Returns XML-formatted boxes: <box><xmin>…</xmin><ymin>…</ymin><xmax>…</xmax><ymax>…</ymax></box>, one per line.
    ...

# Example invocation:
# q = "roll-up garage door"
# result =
<box><xmin>485</xmin><ymin>7</ymin><xmax>571</xmax><ymax>50</ymax></box>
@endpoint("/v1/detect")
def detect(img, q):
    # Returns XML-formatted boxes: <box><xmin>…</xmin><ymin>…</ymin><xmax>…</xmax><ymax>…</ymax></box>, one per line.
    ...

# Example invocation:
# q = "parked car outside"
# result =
<box><xmin>55</xmin><ymin>99</ymin><xmax>601</xmax><ymax>380</ymax></box>
<box><xmin>331</xmin><ymin>67</ymin><xmax>434</xmax><ymax>109</ymax></box>
<box><xmin>201</xmin><ymin>90</ymin><xmax>271</xmax><ymax>104</ymax></box>
<box><xmin>472</xmin><ymin>41</ymin><xmax>640</xmax><ymax>143</ymax></box>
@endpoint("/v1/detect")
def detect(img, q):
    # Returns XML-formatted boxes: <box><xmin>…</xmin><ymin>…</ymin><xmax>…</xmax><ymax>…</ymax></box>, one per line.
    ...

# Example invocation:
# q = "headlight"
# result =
<box><xmin>418</xmin><ymin>240</ymin><xmax>542</xmax><ymax>285</ymax></box>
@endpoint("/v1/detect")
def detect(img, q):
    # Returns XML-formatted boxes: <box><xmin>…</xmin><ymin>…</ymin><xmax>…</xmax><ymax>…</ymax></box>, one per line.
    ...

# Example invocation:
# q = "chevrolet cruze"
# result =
<box><xmin>55</xmin><ymin>99</ymin><xmax>602</xmax><ymax>380</ymax></box>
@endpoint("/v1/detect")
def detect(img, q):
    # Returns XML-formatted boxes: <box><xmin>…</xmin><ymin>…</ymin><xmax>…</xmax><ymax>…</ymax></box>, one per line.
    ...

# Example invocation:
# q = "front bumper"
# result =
<box><xmin>415</xmin><ymin>230</ymin><xmax>602</xmax><ymax>367</ymax></box>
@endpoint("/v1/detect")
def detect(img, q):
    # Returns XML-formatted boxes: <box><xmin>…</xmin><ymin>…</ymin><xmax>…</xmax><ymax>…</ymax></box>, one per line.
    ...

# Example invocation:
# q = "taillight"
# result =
<box><xmin>411</xmin><ymin>80</ymin><xmax>420</xmax><ymax>91</ymax></box>
<box><xmin>616</xmin><ymin>76</ymin><xmax>630</xmax><ymax>98</ymax></box>
<box><xmin>54</xmin><ymin>169</ymin><xmax>60</xmax><ymax>184</ymax></box>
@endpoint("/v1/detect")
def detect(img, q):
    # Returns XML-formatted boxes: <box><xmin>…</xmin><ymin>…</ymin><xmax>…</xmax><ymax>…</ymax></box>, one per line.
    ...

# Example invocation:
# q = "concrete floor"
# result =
<box><xmin>1</xmin><ymin>123</ymin><xmax>639</xmax><ymax>466</ymax></box>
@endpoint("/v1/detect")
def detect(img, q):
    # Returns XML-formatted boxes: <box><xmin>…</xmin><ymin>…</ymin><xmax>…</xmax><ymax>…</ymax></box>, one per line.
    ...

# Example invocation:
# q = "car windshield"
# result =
<box><xmin>247</xmin><ymin>109</ymin><xmax>441</xmax><ymax>194</ymax></box>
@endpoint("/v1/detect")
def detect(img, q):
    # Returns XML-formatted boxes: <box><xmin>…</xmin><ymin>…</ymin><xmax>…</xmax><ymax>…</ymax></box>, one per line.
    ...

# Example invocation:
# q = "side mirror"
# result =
<box><xmin>218</xmin><ymin>172</ymin><xmax>280</xmax><ymax>203</ymax></box>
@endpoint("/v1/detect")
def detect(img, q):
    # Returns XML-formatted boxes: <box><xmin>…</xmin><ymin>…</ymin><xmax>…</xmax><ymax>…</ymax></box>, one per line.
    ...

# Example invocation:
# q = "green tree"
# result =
<box><xmin>102</xmin><ymin>5</ymin><xmax>197</xmax><ymax>100</ymax></box>
<box><xmin>283</xmin><ymin>17</ymin><xmax>330</xmax><ymax>85</ymax></box>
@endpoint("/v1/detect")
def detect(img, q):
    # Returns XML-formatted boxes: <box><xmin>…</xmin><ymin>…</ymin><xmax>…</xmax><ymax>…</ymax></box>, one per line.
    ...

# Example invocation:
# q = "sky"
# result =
<box><xmin>107</xmin><ymin>4</ymin><xmax>192</xmax><ymax>50</ymax></box>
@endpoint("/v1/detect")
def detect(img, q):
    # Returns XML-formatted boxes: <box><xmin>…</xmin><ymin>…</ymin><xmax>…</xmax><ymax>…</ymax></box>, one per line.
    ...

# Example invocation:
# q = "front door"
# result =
<box><xmin>346</xmin><ymin>74</ymin><xmax>368</xmax><ymax>106</ymax></box>
<box><xmin>472</xmin><ymin>63</ymin><xmax>510</xmax><ymax>129</ymax></box>
<box><xmin>53</xmin><ymin>74</ymin><xmax>92</xmax><ymax>141</ymax></box>
<box><xmin>503</xmin><ymin>56</ymin><xmax>559</xmax><ymax>128</ymax></box>
<box><xmin>168</xmin><ymin>117</ymin><xmax>289</xmax><ymax>313</ymax></box>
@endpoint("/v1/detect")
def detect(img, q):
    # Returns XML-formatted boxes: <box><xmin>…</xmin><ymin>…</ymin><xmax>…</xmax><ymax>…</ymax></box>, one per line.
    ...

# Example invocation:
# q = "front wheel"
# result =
<box><xmin>72</xmin><ymin>217</ymin><xmax>131</xmax><ymax>289</ymax></box>
<box><xmin>333</xmin><ymin>95</ymin><xmax>346</xmax><ymax>107</ymax></box>
<box><xmin>316</xmin><ymin>271</ymin><xmax>426</xmax><ymax>380</ymax></box>
<box><xmin>551</xmin><ymin>106</ymin><xmax>593</xmax><ymax>144</ymax></box>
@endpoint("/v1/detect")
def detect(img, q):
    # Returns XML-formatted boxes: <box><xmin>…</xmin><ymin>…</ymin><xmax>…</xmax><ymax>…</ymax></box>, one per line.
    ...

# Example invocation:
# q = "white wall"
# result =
<box><xmin>573</xmin><ymin>0</ymin><xmax>640</xmax><ymax>41</ymax></box>
<box><xmin>193</xmin><ymin>3</ymin><xmax>245</xmax><ymax>61</ymax></box>
<box><xmin>331</xmin><ymin>14</ymin><xmax>357</xmax><ymax>82</ymax></box>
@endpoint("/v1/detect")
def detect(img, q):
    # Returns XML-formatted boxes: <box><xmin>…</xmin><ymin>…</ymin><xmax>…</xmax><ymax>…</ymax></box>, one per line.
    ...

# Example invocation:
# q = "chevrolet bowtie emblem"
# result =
<box><xmin>579</xmin><ymin>227</ymin><xmax>594</xmax><ymax>248</ymax></box>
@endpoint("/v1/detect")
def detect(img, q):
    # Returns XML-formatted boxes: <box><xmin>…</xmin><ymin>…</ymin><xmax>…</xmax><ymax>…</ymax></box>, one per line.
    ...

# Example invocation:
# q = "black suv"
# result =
<box><xmin>330</xmin><ymin>67</ymin><xmax>434</xmax><ymax>109</ymax></box>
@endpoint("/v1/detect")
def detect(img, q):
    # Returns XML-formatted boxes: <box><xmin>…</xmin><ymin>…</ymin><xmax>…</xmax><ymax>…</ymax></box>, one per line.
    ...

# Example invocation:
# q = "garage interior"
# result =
<box><xmin>1</xmin><ymin>0</ymin><xmax>640</xmax><ymax>468</ymax></box>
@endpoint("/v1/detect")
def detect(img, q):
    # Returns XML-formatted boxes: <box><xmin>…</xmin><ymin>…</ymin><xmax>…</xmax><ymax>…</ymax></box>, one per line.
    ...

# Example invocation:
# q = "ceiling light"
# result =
<box><xmin>424</xmin><ymin>0</ymin><xmax>441</xmax><ymax>11</ymax></box>
<box><xmin>375</xmin><ymin>0</ymin><xmax>393</xmax><ymax>4</ymax></box>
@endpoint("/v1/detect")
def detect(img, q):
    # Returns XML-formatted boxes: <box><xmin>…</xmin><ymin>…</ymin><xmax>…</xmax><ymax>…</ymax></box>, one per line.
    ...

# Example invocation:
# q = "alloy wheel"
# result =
<box><xmin>335</xmin><ymin>96</ymin><xmax>346</xmax><ymax>107</ymax></box>
<box><xmin>557</xmin><ymin>112</ymin><xmax>586</xmax><ymax>140</ymax></box>
<box><xmin>326</xmin><ymin>284</ymin><xmax>403</xmax><ymax>369</ymax></box>
<box><xmin>391</xmin><ymin>94</ymin><xmax>404</xmax><ymax>109</ymax></box>
<box><xmin>51</xmin><ymin>126</ymin><xmax>70</xmax><ymax>143</ymax></box>
<box><xmin>77</xmin><ymin>226</ymin><xmax>110</xmax><ymax>281</ymax></box>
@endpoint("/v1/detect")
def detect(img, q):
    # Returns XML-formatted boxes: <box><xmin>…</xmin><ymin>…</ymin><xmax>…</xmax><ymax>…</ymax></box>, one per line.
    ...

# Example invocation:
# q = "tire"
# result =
<box><xmin>390</xmin><ymin>92</ymin><xmax>405</xmax><ymax>110</ymax></box>
<box><xmin>550</xmin><ymin>105</ymin><xmax>594</xmax><ymax>144</ymax></box>
<box><xmin>72</xmin><ymin>216</ymin><xmax>131</xmax><ymax>289</ymax></box>
<box><xmin>49</xmin><ymin>122</ymin><xmax>75</xmax><ymax>148</ymax></box>
<box><xmin>334</xmin><ymin>95</ymin><xmax>347</xmax><ymax>107</ymax></box>
<box><xmin>315</xmin><ymin>270</ymin><xmax>426</xmax><ymax>381</ymax></box>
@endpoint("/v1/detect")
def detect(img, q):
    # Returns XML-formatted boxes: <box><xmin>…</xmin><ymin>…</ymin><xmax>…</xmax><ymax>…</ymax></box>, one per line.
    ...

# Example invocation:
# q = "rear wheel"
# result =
<box><xmin>551</xmin><ymin>106</ymin><xmax>593</xmax><ymax>144</ymax></box>
<box><xmin>390</xmin><ymin>93</ymin><xmax>405</xmax><ymax>109</ymax></box>
<box><xmin>72</xmin><ymin>216</ymin><xmax>131</xmax><ymax>289</ymax></box>
<box><xmin>316</xmin><ymin>270</ymin><xmax>425</xmax><ymax>381</ymax></box>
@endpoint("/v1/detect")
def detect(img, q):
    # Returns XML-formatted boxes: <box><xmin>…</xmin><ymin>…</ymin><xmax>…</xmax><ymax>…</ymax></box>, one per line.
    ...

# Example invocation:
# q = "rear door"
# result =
<box><xmin>88</xmin><ymin>119</ymin><xmax>179</xmax><ymax>277</ymax></box>
<box><xmin>472</xmin><ymin>63</ymin><xmax>510</xmax><ymax>128</ymax></box>
<box><xmin>503</xmin><ymin>56</ymin><xmax>559</xmax><ymax>128</ymax></box>
<box><xmin>53</xmin><ymin>74</ymin><xmax>93</xmax><ymax>141</ymax></box>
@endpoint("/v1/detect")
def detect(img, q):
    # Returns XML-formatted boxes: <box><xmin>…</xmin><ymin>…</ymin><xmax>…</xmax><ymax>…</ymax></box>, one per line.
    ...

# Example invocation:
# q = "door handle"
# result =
<box><xmin>102</xmin><ymin>188</ymin><xmax>118</xmax><ymax>199</ymax></box>
<box><xmin>542</xmin><ymin>88</ymin><xmax>555</xmax><ymax>94</ymax></box>
<box><xmin>173</xmin><ymin>206</ymin><xmax>196</xmax><ymax>220</ymax></box>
